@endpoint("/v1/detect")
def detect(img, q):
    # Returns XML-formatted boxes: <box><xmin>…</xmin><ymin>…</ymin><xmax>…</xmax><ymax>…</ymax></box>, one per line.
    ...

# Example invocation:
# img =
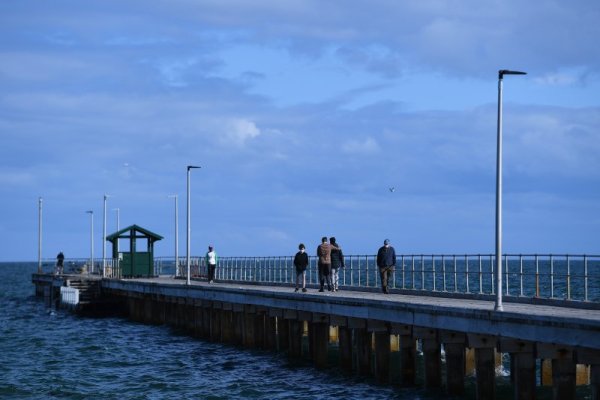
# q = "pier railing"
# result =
<box><xmin>155</xmin><ymin>254</ymin><xmax>600</xmax><ymax>303</ymax></box>
<box><xmin>40</xmin><ymin>258</ymin><xmax>120</xmax><ymax>278</ymax></box>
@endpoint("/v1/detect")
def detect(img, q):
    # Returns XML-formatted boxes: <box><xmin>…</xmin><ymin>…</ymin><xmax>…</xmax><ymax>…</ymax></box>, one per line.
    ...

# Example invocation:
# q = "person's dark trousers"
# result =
<box><xmin>323</xmin><ymin>263</ymin><xmax>332</xmax><ymax>290</ymax></box>
<box><xmin>318</xmin><ymin>263</ymin><xmax>332</xmax><ymax>290</ymax></box>
<box><xmin>208</xmin><ymin>264</ymin><xmax>216</xmax><ymax>281</ymax></box>
<box><xmin>379</xmin><ymin>266</ymin><xmax>392</xmax><ymax>293</ymax></box>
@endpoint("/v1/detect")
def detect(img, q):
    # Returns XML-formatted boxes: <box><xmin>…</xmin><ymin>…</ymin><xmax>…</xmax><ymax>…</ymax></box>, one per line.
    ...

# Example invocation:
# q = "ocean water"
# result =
<box><xmin>0</xmin><ymin>262</ymin><xmax>437</xmax><ymax>400</ymax></box>
<box><xmin>0</xmin><ymin>263</ymin><xmax>591</xmax><ymax>399</ymax></box>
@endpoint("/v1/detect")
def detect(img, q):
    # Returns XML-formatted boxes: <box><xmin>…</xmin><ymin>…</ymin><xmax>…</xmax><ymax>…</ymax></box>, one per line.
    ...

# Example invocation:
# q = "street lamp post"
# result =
<box><xmin>38</xmin><ymin>197</ymin><xmax>43</xmax><ymax>273</ymax></box>
<box><xmin>186</xmin><ymin>166</ymin><xmax>201</xmax><ymax>285</ymax></box>
<box><xmin>168</xmin><ymin>195</ymin><xmax>179</xmax><ymax>277</ymax></box>
<box><xmin>495</xmin><ymin>69</ymin><xmax>526</xmax><ymax>312</ymax></box>
<box><xmin>86</xmin><ymin>210</ymin><xmax>94</xmax><ymax>275</ymax></box>
<box><xmin>102</xmin><ymin>194</ymin><xmax>111</xmax><ymax>277</ymax></box>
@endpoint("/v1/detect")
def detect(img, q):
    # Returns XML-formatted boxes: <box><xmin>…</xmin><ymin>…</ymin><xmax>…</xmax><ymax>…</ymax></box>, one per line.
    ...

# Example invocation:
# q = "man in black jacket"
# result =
<box><xmin>376</xmin><ymin>239</ymin><xmax>396</xmax><ymax>294</ymax></box>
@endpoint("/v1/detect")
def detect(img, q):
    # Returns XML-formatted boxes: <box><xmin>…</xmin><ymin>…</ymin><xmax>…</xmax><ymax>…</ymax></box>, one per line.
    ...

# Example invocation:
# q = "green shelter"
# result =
<box><xmin>106</xmin><ymin>224</ymin><xmax>163</xmax><ymax>277</ymax></box>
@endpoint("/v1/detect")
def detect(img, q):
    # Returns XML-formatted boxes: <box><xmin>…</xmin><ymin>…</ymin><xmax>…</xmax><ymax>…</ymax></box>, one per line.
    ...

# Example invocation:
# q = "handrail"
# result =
<box><xmin>149</xmin><ymin>253</ymin><xmax>600</xmax><ymax>303</ymax></box>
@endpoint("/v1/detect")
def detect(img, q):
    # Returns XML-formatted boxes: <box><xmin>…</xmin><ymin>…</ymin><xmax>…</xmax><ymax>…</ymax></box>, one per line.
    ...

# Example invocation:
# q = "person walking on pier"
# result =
<box><xmin>55</xmin><ymin>251</ymin><xmax>65</xmax><ymax>275</ymax></box>
<box><xmin>329</xmin><ymin>237</ymin><xmax>345</xmax><ymax>292</ymax></box>
<box><xmin>293</xmin><ymin>243</ymin><xmax>309</xmax><ymax>292</ymax></box>
<box><xmin>376</xmin><ymin>239</ymin><xmax>396</xmax><ymax>294</ymax></box>
<box><xmin>317</xmin><ymin>237</ymin><xmax>333</xmax><ymax>292</ymax></box>
<box><xmin>205</xmin><ymin>245</ymin><xmax>218</xmax><ymax>283</ymax></box>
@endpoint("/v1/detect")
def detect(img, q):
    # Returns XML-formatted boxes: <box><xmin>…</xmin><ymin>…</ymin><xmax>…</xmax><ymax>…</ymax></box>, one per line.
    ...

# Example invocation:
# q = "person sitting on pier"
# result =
<box><xmin>329</xmin><ymin>237</ymin><xmax>345</xmax><ymax>292</ymax></box>
<box><xmin>317</xmin><ymin>237</ymin><xmax>333</xmax><ymax>292</ymax></box>
<box><xmin>376</xmin><ymin>239</ymin><xmax>396</xmax><ymax>294</ymax></box>
<box><xmin>205</xmin><ymin>245</ymin><xmax>217</xmax><ymax>283</ymax></box>
<box><xmin>293</xmin><ymin>243</ymin><xmax>309</xmax><ymax>292</ymax></box>
<box><xmin>55</xmin><ymin>251</ymin><xmax>65</xmax><ymax>275</ymax></box>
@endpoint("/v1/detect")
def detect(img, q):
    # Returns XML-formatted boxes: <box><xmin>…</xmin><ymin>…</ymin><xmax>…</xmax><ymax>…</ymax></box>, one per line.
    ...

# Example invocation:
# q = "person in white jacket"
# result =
<box><xmin>205</xmin><ymin>245</ymin><xmax>218</xmax><ymax>283</ymax></box>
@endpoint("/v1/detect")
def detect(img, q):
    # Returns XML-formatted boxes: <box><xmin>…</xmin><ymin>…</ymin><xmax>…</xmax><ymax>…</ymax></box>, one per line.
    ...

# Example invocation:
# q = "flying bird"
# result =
<box><xmin>389</xmin><ymin>187</ymin><xmax>395</xmax><ymax>193</ymax></box>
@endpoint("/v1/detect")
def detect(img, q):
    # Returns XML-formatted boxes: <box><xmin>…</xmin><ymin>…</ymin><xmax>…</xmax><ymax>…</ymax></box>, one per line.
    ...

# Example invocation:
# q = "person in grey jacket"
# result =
<box><xmin>329</xmin><ymin>237</ymin><xmax>344</xmax><ymax>292</ymax></box>
<box><xmin>376</xmin><ymin>239</ymin><xmax>396</xmax><ymax>294</ymax></box>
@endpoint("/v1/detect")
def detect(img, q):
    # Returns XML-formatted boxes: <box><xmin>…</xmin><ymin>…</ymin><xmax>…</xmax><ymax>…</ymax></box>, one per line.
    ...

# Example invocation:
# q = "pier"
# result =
<box><xmin>32</xmin><ymin>256</ymin><xmax>600</xmax><ymax>400</ymax></box>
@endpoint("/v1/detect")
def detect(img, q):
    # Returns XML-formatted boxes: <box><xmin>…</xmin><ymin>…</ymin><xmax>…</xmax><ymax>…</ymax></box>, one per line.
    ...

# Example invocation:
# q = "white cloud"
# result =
<box><xmin>341</xmin><ymin>137</ymin><xmax>380</xmax><ymax>154</ymax></box>
<box><xmin>534</xmin><ymin>73</ymin><xmax>577</xmax><ymax>86</ymax></box>
<box><xmin>222</xmin><ymin>118</ymin><xmax>261</xmax><ymax>146</ymax></box>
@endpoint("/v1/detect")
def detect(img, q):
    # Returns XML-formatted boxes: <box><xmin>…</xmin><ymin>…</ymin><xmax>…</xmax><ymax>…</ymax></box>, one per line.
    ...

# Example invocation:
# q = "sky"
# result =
<box><xmin>1</xmin><ymin>0</ymin><xmax>599</xmax><ymax>261</ymax></box>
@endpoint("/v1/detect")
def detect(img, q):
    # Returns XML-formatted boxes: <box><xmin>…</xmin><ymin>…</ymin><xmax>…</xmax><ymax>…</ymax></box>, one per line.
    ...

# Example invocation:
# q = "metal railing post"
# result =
<box><xmin>465</xmin><ymin>255</ymin><xmax>469</xmax><ymax>293</ymax></box>
<box><xmin>432</xmin><ymin>255</ymin><xmax>436</xmax><ymax>291</ymax></box>
<box><xmin>584</xmin><ymin>255</ymin><xmax>588</xmax><ymax>301</ymax></box>
<box><xmin>535</xmin><ymin>255</ymin><xmax>539</xmax><ymax>297</ymax></box>
<box><xmin>411</xmin><ymin>255</ymin><xmax>415</xmax><ymax>289</ymax></box>
<box><xmin>453</xmin><ymin>255</ymin><xmax>457</xmax><ymax>292</ymax></box>
<box><xmin>519</xmin><ymin>254</ymin><xmax>523</xmax><ymax>297</ymax></box>
<box><xmin>442</xmin><ymin>255</ymin><xmax>447</xmax><ymax>292</ymax></box>
<box><xmin>350</xmin><ymin>256</ymin><xmax>353</xmax><ymax>286</ymax></box>
<box><xmin>478</xmin><ymin>255</ymin><xmax>483</xmax><ymax>294</ymax></box>
<box><xmin>366</xmin><ymin>255</ymin><xmax>370</xmax><ymax>287</ymax></box>
<box><xmin>505</xmin><ymin>255</ymin><xmax>509</xmax><ymax>295</ymax></box>
<box><xmin>566</xmin><ymin>255</ymin><xmax>571</xmax><ymax>300</ymax></box>
<box><xmin>401</xmin><ymin>255</ymin><xmax>405</xmax><ymax>289</ymax></box>
<box><xmin>358</xmin><ymin>256</ymin><xmax>362</xmax><ymax>287</ymax></box>
<box><xmin>392</xmin><ymin>255</ymin><xmax>396</xmax><ymax>289</ymax></box>
<box><xmin>421</xmin><ymin>255</ymin><xmax>425</xmax><ymax>290</ymax></box>
<box><xmin>550</xmin><ymin>255</ymin><xmax>554</xmax><ymax>298</ymax></box>
<box><xmin>490</xmin><ymin>255</ymin><xmax>495</xmax><ymax>294</ymax></box>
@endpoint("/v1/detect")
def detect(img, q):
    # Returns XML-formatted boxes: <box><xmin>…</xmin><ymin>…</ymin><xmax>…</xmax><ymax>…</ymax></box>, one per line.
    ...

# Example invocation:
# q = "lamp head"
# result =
<box><xmin>187</xmin><ymin>165</ymin><xmax>201</xmax><ymax>170</ymax></box>
<box><xmin>499</xmin><ymin>69</ymin><xmax>527</xmax><ymax>79</ymax></box>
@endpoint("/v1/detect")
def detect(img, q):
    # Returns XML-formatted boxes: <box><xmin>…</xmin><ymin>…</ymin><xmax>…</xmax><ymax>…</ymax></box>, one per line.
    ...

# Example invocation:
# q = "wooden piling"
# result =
<box><xmin>288</xmin><ymin>319</ymin><xmax>303</xmax><ymax>358</ymax></box>
<box><xmin>338</xmin><ymin>326</ymin><xmax>353</xmax><ymax>372</ymax></box>
<box><xmin>374</xmin><ymin>331</ymin><xmax>391</xmax><ymax>383</ymax></box>
<box><xmin>500</xmin><ymin>339</ymin><xmax>535</xmax><ymax>400</ymax></box>
<box><xmin>441</xmin><ymin>331</ymin><xmax>466</xmax><ymax>396</ymax></box>
<box><xmin>243</xmin><ymin>305</ymin><xmax>256</xmax><ymax>348</ymax></box>
<box><xmin>355</xmin><ymin>328</ymin><xmax>372</xmax><ymax>376</ymax></box>
<box><xmin>414</xmin><ymin>327</ymin><xmax>441</xmax><ymax>389</ymax></box>
<box><xmin>475</xmin><ymin>347</ymin><xmax>496</xmax><ymax>400</ymax></box>
<box><xmin>399</xmin><ymin>335</ymin><xmax>416</xmax><ymax>386</ymax></box>
<box><xmin>552</xmin><ymin>358</ymin><xmax>576</xmax><ymax>400</ymax></box>
<box><xmin>312</xmin><ymin>321</ymin><xmax>329</xmax><ymax>368</ymax></box>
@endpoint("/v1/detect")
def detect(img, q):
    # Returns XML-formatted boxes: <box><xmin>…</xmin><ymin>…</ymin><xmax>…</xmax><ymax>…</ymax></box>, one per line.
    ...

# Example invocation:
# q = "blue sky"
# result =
<box><xmin>1</xmin><ymin>0</ymin><xmax>599</xmax><ymax>261</ymax></box>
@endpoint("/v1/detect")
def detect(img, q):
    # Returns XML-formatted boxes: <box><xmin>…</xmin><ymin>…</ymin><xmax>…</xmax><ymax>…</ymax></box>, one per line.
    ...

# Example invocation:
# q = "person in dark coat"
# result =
<box><xmin>376</xmin><ymin>239</ymin><xmax>396</xmax><ymax>294</ymax></box>
<box><xmin>329</xmin><ymin>237</ymin><xmax>345</xmax><ymax>292</ymax></box>
<box><xmin>55</xmin><ymin>251</ymin><xmax>65</xmax><ymax>275</ymax></box>
<box><xmin>293</xmin><ymin>243</ymin><xmax>309</xmax><ymax>292</ymax></box>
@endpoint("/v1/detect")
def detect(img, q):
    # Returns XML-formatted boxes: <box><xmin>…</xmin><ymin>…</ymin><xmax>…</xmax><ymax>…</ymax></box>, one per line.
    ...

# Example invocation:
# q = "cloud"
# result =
<box><xmin>221</xmin><ymin>118</ymin><xmax>261</xmax><ymax>146</ymax></box>
<box><xmin>0</xmin><ymin>170</ymin><xmax>35</xmax><ymax>186</ymax></box>
<box><xmin>341</xmin><ymin>137</ymin><xmax>380</xmax><ymax>154</ymax></box>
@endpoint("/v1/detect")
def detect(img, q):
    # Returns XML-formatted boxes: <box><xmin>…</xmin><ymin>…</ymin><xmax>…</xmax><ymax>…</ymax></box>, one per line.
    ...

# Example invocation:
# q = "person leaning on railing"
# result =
<box><xmin>376</xmin><ymin>239</ymin><xmax>396</xmax><ymax>294</ymax></box>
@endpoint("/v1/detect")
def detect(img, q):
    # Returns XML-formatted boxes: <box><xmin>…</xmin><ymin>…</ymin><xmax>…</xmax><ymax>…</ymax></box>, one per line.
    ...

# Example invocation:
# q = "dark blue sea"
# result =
<box><xmin>0</xmin><ymin>262</ymin><xmax>591</xmax><ymax>399</ymax></box>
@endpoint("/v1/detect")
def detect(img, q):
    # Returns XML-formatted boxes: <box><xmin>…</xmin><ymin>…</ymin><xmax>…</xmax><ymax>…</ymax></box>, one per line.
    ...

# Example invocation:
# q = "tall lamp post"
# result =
<box><xmin>102</xmin><ymin>194</ymin><xmax>111</xmax><ymax>277</ymax></box>
<box><xmin>168</xmin><ymin>194</ymin><xmax>179</xmax><ymax>277</ymax></box>
<box><xmin>38</xmin><ymin>197</ymin><xmax>43</xmax><ymax>273</ymax></box>
<box><xmin>86</xmin><ymin>210</ymin><xmax>94</xmax><ymax>275</ymax></box>
<box><xmin>186</xmin><ymin>166</ymin><xmax>201</xmax><ymax>285</ymax></box>
<box><xmin>495</xmin><ymin>69</ymin><xmax>526</xmax><ymax>312</ymax></box>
